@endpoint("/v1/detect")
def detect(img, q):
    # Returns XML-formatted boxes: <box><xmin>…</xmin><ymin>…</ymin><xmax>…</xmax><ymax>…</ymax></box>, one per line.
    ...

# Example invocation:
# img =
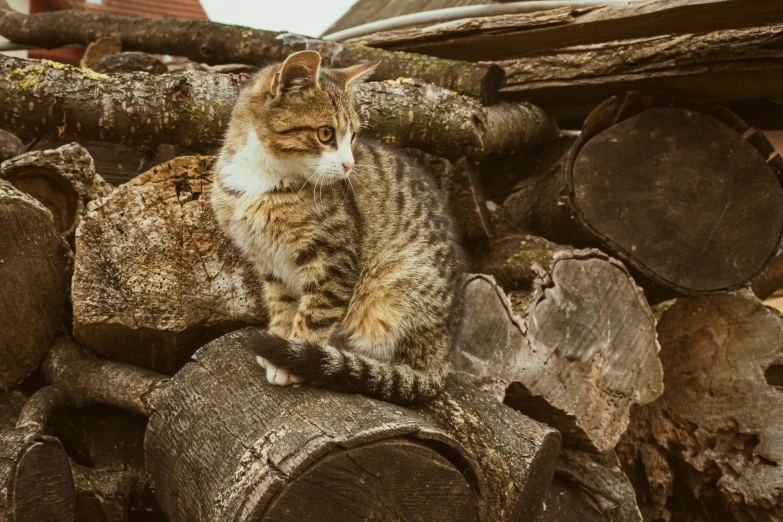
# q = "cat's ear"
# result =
<box><xmin>270</xmin><ymin>50</ymin><xmax>322</xmax><ymax>97</ymax></box>
<box><xmin>334</xmin><ymin>61</ymin><xmax>380</xmax><ymax>92</ymax></box>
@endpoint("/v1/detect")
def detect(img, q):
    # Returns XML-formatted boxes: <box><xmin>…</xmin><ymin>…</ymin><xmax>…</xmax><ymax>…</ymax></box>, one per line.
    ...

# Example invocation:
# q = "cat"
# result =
<box><xmin>210</xmin><ymin>50</ymin><xmax>465</xmax><ymax>404</ymax></box>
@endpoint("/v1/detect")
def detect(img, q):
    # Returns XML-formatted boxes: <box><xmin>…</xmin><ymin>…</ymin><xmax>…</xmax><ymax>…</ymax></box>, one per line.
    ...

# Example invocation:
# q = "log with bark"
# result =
<box><xmin>0</xmin><ymin>179</ymin><xmax>71</xmax><ymax>391</ymax></box>
<box><xmin>92</xmin><ymin>52</ymin><xmax>168</xmax><ymax>75</ymax></box>
<box><xmin>504</xmin><ymin>91</ymin><xmax>783</xmax><ymax>299</ymax></box>
<box><xmin>1</xmin><ymin>142</ymin><xmax>112</xmax><ymax>239</ymax></box>
<box><xmin>71</xmin><ymin>155</ymin><xmax>267</xmax><ymax>374</ymax></box>
<box><xmin>752</xmin><ymin>253</ymin><xmax>783</xmax><ymax>301</ymax></box>
<box><xmin>342</xmin><ymin>0</ymin><xmax>783</xmax><ymax>62</ymax></box>
<box><xmin>0</xmin><ymin>56</ymin><xmax>555</xmax><ymax>159</ymax></box>
<box><xmin>619</xmin><ymin>290</ymin><xmax>783</xmax><ymax>521</ymax></box>
<box><xmin>456</xmin><ymin>231</ymin><xmax>663</xmax><ymax>453</ymax></box>
<box><xmin>0</xmin><ymin>7</ymin><xmax>503</xmax><ymax>104</ymax></box>
<box><xmin>43</xmin><ymin>333</ymin><xmax>561</xmax><ymax>522</ymax></box>
<box><xmin>0</xmin><ymin>129</ymin><xmax>24</xmax><ymax>162</ymax></box>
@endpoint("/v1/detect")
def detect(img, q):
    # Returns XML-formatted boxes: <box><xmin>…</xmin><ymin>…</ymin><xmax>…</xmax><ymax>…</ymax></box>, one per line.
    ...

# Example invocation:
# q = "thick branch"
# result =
<box><xmin>0</xmin><ymin>7</ymin><xmax>503</xmax><ymax>103</ymax></box>
<box><xmin>0</xmin><ymin>56</ymin><xmax>553</xmax><ymax>157</ymax></box>
<box><xmin>14</xmin><ymin>384</ymin><xmax>74</xmax><ymax>434</ymax></box>
<box><xmin>41</xmin><ymin>337</ymin><xmax>168</xmax><ymax>417</ymax></box>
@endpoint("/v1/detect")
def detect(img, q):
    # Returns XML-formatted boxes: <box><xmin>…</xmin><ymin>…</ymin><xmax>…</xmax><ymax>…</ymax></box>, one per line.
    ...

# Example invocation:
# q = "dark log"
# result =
<box><xmin>93</xmin><ymin>52</ymin><xmax>168</xmax><ymax>75</ymax></box>
<box><xmin>1</xmin><ymin>142</ymin><xmax>112</xmax><ymax>239</ymax></box>
<box><xmin>71</xmin><ymin>156</ymin><xmax>267</xmax><ymax>374</ymax></box>
<box><xmin>0</xmin><ymin>7</ymin><xmax>503</xmax><ymax>104</ymax></box>
<box><xmin>0</xmin><ymin>56</ymin><xmax>553</xmax><ymax>159</ymax></box>
<box><xmin>504</xmin><ymin>92</ymin><xmax>783</xmax><ymax>298</ymax></box>
<box><xmin>350</xmin><ymin>0</ymin><xmax>783</xmax><ymax>62</ymax></box>
<box><xmin>0</xmin><ymin>387</ymin><xmax>75</xmax><ymax>522</ymax></box>
<box><xmin>0</xmin><ymin>129</ymin><xmax>24</xmax><ymax>162</ymax></box>
<box><xmin>44</xmin><ymin>331</ymin><xmax>560</xmax><ymax>522</ymax></box>
<box><xmin>752</xmin><ymin>253</ymin><xmax>783</xmax><ymax>300</ymax></box>
<box><xmin>0</xmin><ymin>179</ymin><xmax>71</xmax><ymax>391</ymax></box>
<box><xmin>621</xmin><ymin>291</ymin><xmax>783</xmax><ymax>521</ymax></box>
<box><xmin>71</xmin><ymin>465</ymin><xmax>138</xmax><ymax>522</ymax></box>
<box><xmin>459</xmin><ymin>232</ymin><xmax>662</xmax><ymax>453</ymax></box>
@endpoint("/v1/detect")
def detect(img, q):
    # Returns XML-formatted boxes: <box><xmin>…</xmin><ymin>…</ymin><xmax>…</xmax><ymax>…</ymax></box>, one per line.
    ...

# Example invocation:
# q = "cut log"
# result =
<box><xmin>1</xmin><ymin>142</ymin><xmax>112</xmax><ymax>239</ymax></box>
<box><xmin>0</xmin><ymin>7</ymin><xmax>504</xmax><ymax>103</ymax></box>
<box><xmin>458</xmin><ymin>233</ymin><xmax>662</xmax><ymax>453</ymax></box>
<box><xmin>349</xmin><ymin>0</ymin><xmax>783</xmax><ymax>62</ymax></box>
<box><xmin>0</xmin><ymin>179</ymin><xmax>71</xmax><ymax>391</ymax></box>
<box><xmin>72</xmin><ymin>155</ymin><xmax>266</xmax><ymax>374</ymax></box>
<box><xmin>504</xmin><ymin>92</ymin><xmax>783</xmax><ymax>298</ymax></box>
<box><xmin>80</xmin><ymin>36</ymin><xmax>122</xmax><ymax>69</ymax></box>
<box><xmin>619</xmin><ymin>291</ymin><xmax>783</xmax><ymax>521</ymax></box>
<box><xmin>92</xmin><ymin>52</ymin><xmax>168</xmax><ymax>75</ymax></box>
<box><xmin>0</xmin><ymin>56</ymin><xmax>553</xmax><ymax>158</ymax></box>
<box><xmin>0</xmin><ymin>129</ymin><xmax>24</xmax><ymax>162</ymax></box>
<box><xmin>43</xmin><ymin>332</ymin><xmax>560</xmax><ymax>522</ymax></box>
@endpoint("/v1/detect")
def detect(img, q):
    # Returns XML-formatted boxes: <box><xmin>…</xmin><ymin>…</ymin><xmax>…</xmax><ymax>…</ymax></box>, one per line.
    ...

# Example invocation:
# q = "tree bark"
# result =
<box><xmin>71</xmin><ymin>156</ymin><xmax>267</xmax><ymax>374</ymax></box>
<box><xmin>0</xmin><ymin>179</ymin><xmax>71</xmax><ymax>391</ymax></box>
<box><xmin>0</xmin><ymin>56</ymin><xmax>554</xmax><ymax>159</ymax></box>
<box><xmin>504</xmin><ymin>91</ymin><xmax>783</xmax><ymax>299</ymax></box>
<box><xmin>1</xmin><ymin>142</ymin><xmax>112</xmax><ymax>239</ymax></box>
<box><xmin>346</xmin><ymin>0</ymin><xmax>783</xmax><ymax>62</ymax></box>
<box><xmin>619</xmin><ymin>291</ymin><xmax>783</xmax><ymax>522</ymax></box>
<box><xmin>0</xmin><ymin>7</ymin><xmax>503</xmax><ymax>104</ymax></box>
<box><xmin>43</xmin><ymin>331</ymin><xmax>560</xmax><ymax>522</ymax></box>
<box><xmin>459</xmin><ymin>233</ymin><xmax>663</xmax><ymax>453</ymax></box>
<box><xmin>93</xmin><ymin>52</ymin><xmax>168</xmax><ymax>75</ymax></box>
<box><xmin>752</xmin><ymin>253</ymin><xmax>783</xmax><ymax>300</ymax></box>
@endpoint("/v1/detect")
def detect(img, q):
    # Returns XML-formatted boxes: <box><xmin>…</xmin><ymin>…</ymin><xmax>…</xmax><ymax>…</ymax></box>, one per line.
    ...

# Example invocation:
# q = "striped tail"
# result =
<box><xmin>248</xmin><ymin>331</ymin><xmax>445</xmax><ymax>404</ymax></box>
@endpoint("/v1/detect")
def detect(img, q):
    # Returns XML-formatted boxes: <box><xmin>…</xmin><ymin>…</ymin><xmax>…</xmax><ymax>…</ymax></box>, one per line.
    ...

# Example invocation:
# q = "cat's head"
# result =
<box><xmin>234</xmin><ymin>50</ymin><xmax>378</xmax><ymax>187</ymax></box>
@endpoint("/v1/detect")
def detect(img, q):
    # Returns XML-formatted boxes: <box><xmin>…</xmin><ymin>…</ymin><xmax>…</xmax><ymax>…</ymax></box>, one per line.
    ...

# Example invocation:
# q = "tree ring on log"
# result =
<box><xmin>566</xmin><ymin>91</ymin><xmax>783</xmax><ymax>294</ymax></box>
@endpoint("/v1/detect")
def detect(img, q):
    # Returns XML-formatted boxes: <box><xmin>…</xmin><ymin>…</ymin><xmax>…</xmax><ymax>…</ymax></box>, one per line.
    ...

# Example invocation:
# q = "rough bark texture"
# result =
<box><xmin>1</xmin><ymin>142</ymin><xmax>112</xmax><ymax>239</ymax></box>
<box><xmin>504</xmin><ymin>92</ymin><xmax>783</xmax><ymax>298</ymax></box>
<box><xmin>355</xmin><ymin>0</ymin><xmax>783</xmax><ymax>61</ymax></box>
<box><xmin>0</xmin><ymin>8</ymin><xmax>503</xmax><ymax>103</ymax></box>
<box><xmin>619</xmin><ymin>291</ymin><xmax>783</xmax><ymax>522</ymax></box>
<box><xmin>145</xmin><ymin>328</ymin><xmax>560</xmax><ymax>522</ymax></box>
<box><xmin>71</xmin><ymin>156</ymin><xmax>267</xmax><ymax>374</ymax></box>
<box><xmin>93</xmin><ymin>52</ymin><xmax>168</xmax><ymax>75</ymax></box>
<box><xmin>0</xmin><ymin>56</ymin><xmax>552</xmax><ymax>158</ymax></box>
<box><xmin>459</xmin><ymin>234</ymin><xmax>663</xmax><ymax>453</ymax></box>
<box><xmin>0</xmin><ymin>179</ymin><xmax>71</xmax><ymax>391</ymax></box>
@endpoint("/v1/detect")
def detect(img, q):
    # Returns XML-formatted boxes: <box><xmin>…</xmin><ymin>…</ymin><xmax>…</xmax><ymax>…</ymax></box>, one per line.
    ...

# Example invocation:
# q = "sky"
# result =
<box><xmin>200</xmin><ymin>0</ymin><xmax>358</xmax><ymax>38</ymax></box>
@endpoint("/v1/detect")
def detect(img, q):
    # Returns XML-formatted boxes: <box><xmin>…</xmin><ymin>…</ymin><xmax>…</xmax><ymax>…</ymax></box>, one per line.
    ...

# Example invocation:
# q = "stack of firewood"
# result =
<box><xmin>0</xmin><ymin>1</ymin><xmax>782</xmax><ymax>521</ymax></box>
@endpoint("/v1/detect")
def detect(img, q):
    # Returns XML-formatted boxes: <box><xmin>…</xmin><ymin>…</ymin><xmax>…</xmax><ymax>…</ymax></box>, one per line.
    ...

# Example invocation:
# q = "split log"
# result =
<box><xmin>44</xmin><ymin>333</ymin><xmax>560</xmax><ymax>522</ymax></box>
<box><xmin>93</xmin><ymin>52</ymin><xmax>168</xmax><ymax>75</ymax></box>
<box><xmin>1</xmin><ymin>142</ymin><xmax>112</xmax><ymax>239</ymax></box>
<box><xmin>0</xmin><ymin>7</ymin><xmax>504</xmax><ymax>104</ymax></box>
<box><xmin>0</xmin><ymin>56</ymin><xmax>554</xmax><ymax>158</ymax></box>
<box><xmin>349</xmin><ymin>0</ymin><xmax>783</xmax><ymax>62</ymax></box>
<box><xmin>504</xmin><ymin>92</ymin><xmax>783</xmax><ymax>298</ymax></box>
<box><xmin>538</xmin><ymin>449</ymin><xmax>642</xmax><ymax>522</ymax></box>
<box><xmin>71</xmin><ymin>155</ymin><xmax>266</xmax><ymax>374</ymax></box>
<box><xmin>0</xmin><ymin>129</ymin><xmax>24</xmax><ymax>162</ymax></box>
<box><xmin>0</xmin><ymin>179</ymin><xmax>71</xmax><ymax>391</ymax></box>
<box><xmin>458</xmin><ymin>233</ymin><xmax>663</xmax><ymax>453</ymax></box>
<box><xmin>618</xmin><ymin>291</ymin><xmax>783</xmax><ymax>521</ymax></box>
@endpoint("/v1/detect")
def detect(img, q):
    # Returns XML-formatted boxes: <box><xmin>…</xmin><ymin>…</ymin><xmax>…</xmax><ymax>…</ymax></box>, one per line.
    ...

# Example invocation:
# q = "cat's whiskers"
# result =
<box><xmin>297</xmin><ymin>169</ymin><xmax>320</xmax><ymax>200</ymax></box>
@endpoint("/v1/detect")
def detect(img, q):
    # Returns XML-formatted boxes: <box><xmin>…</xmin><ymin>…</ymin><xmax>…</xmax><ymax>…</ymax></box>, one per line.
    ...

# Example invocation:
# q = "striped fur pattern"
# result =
<box><xmin>211</xmin><ymin>51</ymin><xmax>465</xmax><ymax>403</ymax></box>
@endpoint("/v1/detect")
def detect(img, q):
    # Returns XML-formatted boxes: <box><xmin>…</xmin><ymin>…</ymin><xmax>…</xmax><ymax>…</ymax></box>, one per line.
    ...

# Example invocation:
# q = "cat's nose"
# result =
<box><xmin>342</xmin><ymin>161</ymin><xmax>354</xmax><ymax>173</ymax></box>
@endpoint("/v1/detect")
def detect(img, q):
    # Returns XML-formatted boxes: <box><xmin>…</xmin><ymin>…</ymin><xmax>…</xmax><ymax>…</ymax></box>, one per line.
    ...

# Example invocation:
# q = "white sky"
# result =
<box><xmin>201</xmin><ymin>0</ymin><xmax>358</xmax><ymax>37</ymax></box>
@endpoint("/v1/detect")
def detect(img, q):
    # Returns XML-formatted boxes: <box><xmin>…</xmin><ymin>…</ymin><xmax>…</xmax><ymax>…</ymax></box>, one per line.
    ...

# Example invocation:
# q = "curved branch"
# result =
<box><xmin>14</xmin><ymin>384</ymin><xmax>74</xmax><ymax>433</ymax></box>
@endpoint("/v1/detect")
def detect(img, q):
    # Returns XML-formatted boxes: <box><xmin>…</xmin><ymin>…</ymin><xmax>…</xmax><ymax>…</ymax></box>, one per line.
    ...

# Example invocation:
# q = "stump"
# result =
<box><xmin>0</xmin><ymin>179</ymin><xmax>71</xmax><ymax>391</ymax></box>
<box><xmin>621</xmin><ymin>291</ymin><xmax>783</xmax><ymax>521</ymax></box>
<box><xmin>460</xmin><ymin>234</ymin><xmax>663</xmax><ymax>453</ymax></box>
<box><xmin>1</xmin><ymin>142</ymin><xmax>113</xmax><ymax>239</ymax></box>
<box><xmin>71</xmin><ymin>156</ymin><xmax>266</xmax><ymax>374</ymax></box>
<box><xmin>504</xmin><ymin>92</ymin><xmax>783</xmax><ymax>298</ymax></box>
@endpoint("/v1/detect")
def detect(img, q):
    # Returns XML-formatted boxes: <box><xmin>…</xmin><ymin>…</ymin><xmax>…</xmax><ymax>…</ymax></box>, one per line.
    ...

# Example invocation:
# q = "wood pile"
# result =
<box><xmin>0</xmin><ymin>1</ymin><xmax>781</xmax><ymax>520</ymax></box>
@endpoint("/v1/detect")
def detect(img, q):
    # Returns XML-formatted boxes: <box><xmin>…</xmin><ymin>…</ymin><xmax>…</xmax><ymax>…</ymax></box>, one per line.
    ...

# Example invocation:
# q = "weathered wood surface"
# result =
<box><xmin>505</xmin><ymin>92</ymin><xmax>783</xmax><ymax>298</ymax></box>
<box><xmin>620</xmin><ymin>291</ymin><xmax>783</xmax><ymax>521</ymax></box>
<box><xmin>0</xmin><ymin>129</ymin><xmax>24</xmax><ymax>162</ymax></box>
<box><xmin>93</xmin><ymin>52</ymin><xmax>168</xmax><ymax>75</ymax></box>
<box><xmin>354</xmin><ymin>0</ymin><xmax>783</xmax><ymax>62</ymax></box>
<box><xmin>71</xmin><ymin>156</ymin><xmax>267</xmax><ymax>374</ymax></box>
<box><xmin>460</xmin><ymin>234</ymin><xmax>663</xmax><ymax>453</ymax></box>
<box><xmin>0</xmin><ymin>7</ymin><xmax>503</xmax><ymax>103</ymax></box>
<box><xmin>146</xmin><ymin>328</ymin><xmax>560</xmax><ymax>522</ymax></box>
<box><xmin>1</xmin><ymin>142</ymin><xmax>112</xmax><ymax>239</ymax></box>
<box><xmin>0</xmin><ymin>57</ymin><xmax>552</xmax><ymax>158</ymax></box>
<box><xmin>0</xmin><ymin>179</ymin><xmax>71</xmax><ymax>391</ymax></box>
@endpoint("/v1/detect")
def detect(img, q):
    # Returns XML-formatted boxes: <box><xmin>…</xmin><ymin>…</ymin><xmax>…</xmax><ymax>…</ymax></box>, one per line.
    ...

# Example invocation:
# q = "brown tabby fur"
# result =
<box><xmin>210</xmin><ymin>51</ymin><xmax>465</xmax><ymax>403</ymax></box>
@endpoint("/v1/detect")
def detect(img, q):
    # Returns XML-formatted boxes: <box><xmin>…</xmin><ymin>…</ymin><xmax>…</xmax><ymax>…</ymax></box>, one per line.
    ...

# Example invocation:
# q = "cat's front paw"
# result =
<box><xmin>256</xmin><ymin>356</ymin><xmax>304</xmax><ymax>386</ymax></box>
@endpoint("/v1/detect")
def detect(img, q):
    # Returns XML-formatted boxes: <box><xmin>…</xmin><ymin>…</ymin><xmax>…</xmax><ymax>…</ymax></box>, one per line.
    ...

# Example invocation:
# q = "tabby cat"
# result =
<box><xmin>210</xmin><ymin>50</ymin><xmax>465</xmax><ymax>404</ymax></box>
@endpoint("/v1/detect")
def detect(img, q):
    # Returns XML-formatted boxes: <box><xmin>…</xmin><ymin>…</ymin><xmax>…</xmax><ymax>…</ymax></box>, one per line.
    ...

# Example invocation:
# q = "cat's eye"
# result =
<box><xmin>317</xmin><ymin>126</ymin><xmax>334</xmax><ymax>144</ymax></box>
